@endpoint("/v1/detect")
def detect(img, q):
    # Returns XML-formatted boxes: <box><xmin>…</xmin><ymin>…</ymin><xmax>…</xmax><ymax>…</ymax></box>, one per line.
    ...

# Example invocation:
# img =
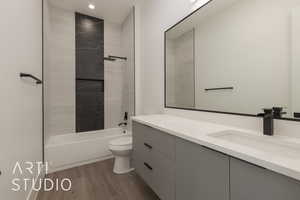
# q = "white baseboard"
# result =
<box><xmin>26</xmin><ymin>165</ymin><xmax>46</xmax><ymax>200</ymax></box>
<box><xmin>47</xmin><ymin>156</ymin><xmax>113</xmax><ymax>174</ymax></box>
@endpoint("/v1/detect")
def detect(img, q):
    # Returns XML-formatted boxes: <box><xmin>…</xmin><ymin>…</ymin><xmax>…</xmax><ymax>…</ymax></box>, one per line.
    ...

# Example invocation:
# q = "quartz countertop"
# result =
<box><xmin>132</xmin><ymin>114</ymin><xmax>300</xmax><ymax>181</ymax></box>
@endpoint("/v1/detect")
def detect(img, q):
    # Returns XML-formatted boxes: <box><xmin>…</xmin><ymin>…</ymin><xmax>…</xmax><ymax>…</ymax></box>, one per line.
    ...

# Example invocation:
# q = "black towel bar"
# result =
<box><xmin>205</xmin><ymin>87</ymin><xmax>234</xmax><ymax>91</ymax></box>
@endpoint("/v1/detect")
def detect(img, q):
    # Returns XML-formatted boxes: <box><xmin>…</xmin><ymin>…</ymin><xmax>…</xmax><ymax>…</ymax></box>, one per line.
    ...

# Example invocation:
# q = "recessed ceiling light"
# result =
<box><xmin>197</xmin><ymin>0</ymin><xmax>211</xmax><ymax>5</ymax></box>
<box><xmin>192</xmin><ymin>0</ymin><xmax>211</xmax><ymax>10</ymax></box>
<box><xmin>89</xmin><ymin>4</ymin><xmax>95</xmax><ymax>10</ymax></box>
<box><xmin>190</xmin><ymin>0</ymin><xmax>197</xmax><ymax>3</ymax></box>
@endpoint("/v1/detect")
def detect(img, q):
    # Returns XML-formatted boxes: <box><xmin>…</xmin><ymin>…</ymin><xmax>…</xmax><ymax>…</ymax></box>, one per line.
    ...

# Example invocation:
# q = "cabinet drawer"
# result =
<box><xmin>133</xmin><ymin>122</ymin><xmax>153</xmax><ymax>160</ymax></box>
<box><xmin>133</xmin><ymin>121</ymin><xmax>175</xmax><ymax>160</ymax></box>
<box><xmin>133</xmin><ymin>155</ymin><xmax>155</xmax><ymax>189</ymax></box>
<box><xmin>134</xmin><ymin>151</ymin><xmax>175</xmax><ymax>200</ymax></box>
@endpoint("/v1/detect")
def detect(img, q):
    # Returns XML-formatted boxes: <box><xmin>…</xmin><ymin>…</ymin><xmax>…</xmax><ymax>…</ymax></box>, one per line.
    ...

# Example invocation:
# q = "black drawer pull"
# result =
<box><xmin>144</xmin><ymin>143</ymin><xmax>153</xmax><ymax>149</ymax></box>
<box><xmin>144</xmin><ymin>162</ymin><xmax>153</xmax><ymax>170</ymax></box>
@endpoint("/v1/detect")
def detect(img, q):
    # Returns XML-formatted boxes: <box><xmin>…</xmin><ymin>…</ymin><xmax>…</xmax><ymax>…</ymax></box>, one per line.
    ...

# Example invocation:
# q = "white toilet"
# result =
<box><xmin>109</xmin><ymin>136</ymin><xmax>133</xmax><ymax>174</ymax></box>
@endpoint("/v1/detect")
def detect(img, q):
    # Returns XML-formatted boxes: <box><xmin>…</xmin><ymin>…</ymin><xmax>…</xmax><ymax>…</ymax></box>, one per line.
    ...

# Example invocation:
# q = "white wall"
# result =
<box><xmin>194</xmin><ymin>0</ymin><xmax>293</xmax><ymax>116</ymax></box>
<box><xmin>138</xmin><ymin>0</ymin><xmax>300</xmax><ymax>137</ymax></box>
<box><xmin>44</xmin><ymin>3</ymin><xmax>76</xmax><ymax>139</ymax></box>
<box><xmin>139</xmin><ymin>0</ymin><xmax>193</xmax><ymax>114</ymax></box>
<box><xmin>133</xmin><ymin>2</ymin><xmax>143</xmax><ymax>115</ymax></box>
<box><xmin>0</xmin><ymin>0</ymin><xmax>43</xmax><ymax>199</ymax></box>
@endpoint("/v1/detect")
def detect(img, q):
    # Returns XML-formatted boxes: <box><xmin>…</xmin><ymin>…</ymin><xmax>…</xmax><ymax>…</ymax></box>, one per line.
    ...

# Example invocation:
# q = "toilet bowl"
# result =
<box><xmin>109</xmin><ymin>136</ymin><xmax>133</xmax><ymax>174</ymax></box>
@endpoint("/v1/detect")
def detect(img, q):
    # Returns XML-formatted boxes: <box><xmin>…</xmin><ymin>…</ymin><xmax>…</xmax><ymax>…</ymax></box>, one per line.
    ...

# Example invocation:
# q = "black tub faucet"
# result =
<box><xmin>118</xmin><ymin>112</ymin><xmax>128</xmax><ymax>127</ymax></box>
<box><xmin>118</xmin><ymin>122</ymin><xmax>127</xmax><ymax>127</ymax></box>
<box><xmin>258</xmin><ymin>109</ymin><xmax>274</xmax><ymax>136</ymax></box>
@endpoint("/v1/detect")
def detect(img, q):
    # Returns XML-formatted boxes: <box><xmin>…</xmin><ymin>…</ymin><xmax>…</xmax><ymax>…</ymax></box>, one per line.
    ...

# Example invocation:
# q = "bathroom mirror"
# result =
<box><xmin>165</xmin><ymin>0</ymin><xmax>300</xmax><ymax>120</ymax></box>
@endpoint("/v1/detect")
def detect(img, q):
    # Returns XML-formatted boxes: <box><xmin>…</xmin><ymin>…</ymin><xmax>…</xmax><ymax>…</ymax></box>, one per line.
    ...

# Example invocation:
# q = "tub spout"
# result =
<box><xmin>118</xmin><ymin>122</ymin><xmax>127</xmax><ymax>127</ymax></box>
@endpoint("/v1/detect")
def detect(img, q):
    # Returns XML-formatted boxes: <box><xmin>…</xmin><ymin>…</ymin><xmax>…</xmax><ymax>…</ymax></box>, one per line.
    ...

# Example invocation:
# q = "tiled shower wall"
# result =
<box><xmin>75</xmin><ymin>13</ymin><xmax>104</xmax><ymax>132</ymax></box>
<box><xmin>104</xmin><ymin>22</ymin><xmax>127</xmax><ymax>129</ymax></box>
<box><xmin>104</xmin><ymin>11</ymin><xmax>135</xmax><ymax>129</ymax></box>
<box><xmin>44</xmin><ymin>3</ymin><xmax>76</xmax><ymax>139</ymax></box>
<box><xmin>44</xmin><ymin>3</ymin><xmax>135</xmax><ymax>138</ymax></box>
<box><xmin>121</xmin><ymin>11</ymin><xmax>135</xmax><ymax>130</ymax></box>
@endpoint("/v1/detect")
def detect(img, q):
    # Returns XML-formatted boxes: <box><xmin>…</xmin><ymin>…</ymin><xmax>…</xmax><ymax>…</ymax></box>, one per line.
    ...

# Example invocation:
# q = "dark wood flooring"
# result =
<box><xmin>37</xmin><ymin>159</ymin><xmax>159</xmax><ymax>200</ymax></box>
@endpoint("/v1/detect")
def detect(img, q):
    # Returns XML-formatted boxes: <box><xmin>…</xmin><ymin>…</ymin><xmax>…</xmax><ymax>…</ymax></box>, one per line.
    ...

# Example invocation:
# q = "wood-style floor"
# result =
<box><xmin>37</xmin><ymin>159</ymin><xmax>160</xmax><ymax>200</ymax></box>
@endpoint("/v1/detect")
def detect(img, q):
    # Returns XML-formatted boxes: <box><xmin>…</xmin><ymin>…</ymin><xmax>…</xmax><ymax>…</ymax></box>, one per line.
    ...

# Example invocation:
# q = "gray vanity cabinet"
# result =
<box><xmin>175</xmin><ymin>138</ymin><xmax>230</xmax><ymax>200</ymax></box>
<box><xmin>132</xmin><ymin>121</ymin><xmax>176</xmax><ymax>200</ymax></box>
<box><xmin>230</xmin><ymin>158</ymin><xmax>300</xmax><ymax>200</ymax></box>
<box><xmin>133</xmin><ymin>121</ymin><xmax>300</xmax><ymax>200</ymax></box>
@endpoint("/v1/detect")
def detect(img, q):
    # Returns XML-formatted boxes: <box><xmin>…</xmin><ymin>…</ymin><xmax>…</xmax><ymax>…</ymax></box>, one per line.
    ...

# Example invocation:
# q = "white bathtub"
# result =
<box><xmin>45</xmin><ymin>128</ymin><xmax>130</xmax><ymax>173</ymax></box>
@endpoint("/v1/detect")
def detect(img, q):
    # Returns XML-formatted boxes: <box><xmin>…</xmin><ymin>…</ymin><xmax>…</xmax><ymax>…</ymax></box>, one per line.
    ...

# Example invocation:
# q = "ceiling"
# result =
<box><xmin>48</xmin><ymin>0</ymin><xmax>135</xmax><ymax>24</ymax></box>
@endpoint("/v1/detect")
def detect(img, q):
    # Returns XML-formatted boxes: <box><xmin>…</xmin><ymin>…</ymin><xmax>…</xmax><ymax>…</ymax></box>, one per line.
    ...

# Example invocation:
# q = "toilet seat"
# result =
<box><xmin>109</xmin><ymin>136</ymin><xmax>132</xmax><ymax>151</ymax></box>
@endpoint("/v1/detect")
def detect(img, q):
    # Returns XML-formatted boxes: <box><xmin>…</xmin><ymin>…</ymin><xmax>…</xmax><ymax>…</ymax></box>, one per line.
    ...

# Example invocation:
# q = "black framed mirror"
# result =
<box><xmin>164</xmin><ymin>0</ymin><xmax>300</xmax><ymax>121</ymax></box>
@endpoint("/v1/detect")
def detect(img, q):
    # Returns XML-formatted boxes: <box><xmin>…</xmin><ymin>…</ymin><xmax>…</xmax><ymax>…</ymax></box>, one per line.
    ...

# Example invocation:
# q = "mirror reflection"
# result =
<box><xmin>165</xmin><ymin>0</ymin><xmax>300</xmax><ymax>119</ymax></box>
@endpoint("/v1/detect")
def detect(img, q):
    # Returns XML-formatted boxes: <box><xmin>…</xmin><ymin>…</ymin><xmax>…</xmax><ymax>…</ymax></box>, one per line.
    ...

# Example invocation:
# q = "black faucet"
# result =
<box><xmin>258</xmin><ymin>109</ymin><xmax>274</xmax><ymax>136</ymax></box>
<box><xmin>118</xmin><ymin>122</ymin><xmax>127</xmax><ymax>127</ymax></box>
<box><xmin>272</xmin><ymin>107</ymin><xmax>286</xmax><ymax>118</ymax></box>
<box><xmin>118</xmin><ymin>112</ymin><xmax>128</xmax><ymax>127</ymax></box>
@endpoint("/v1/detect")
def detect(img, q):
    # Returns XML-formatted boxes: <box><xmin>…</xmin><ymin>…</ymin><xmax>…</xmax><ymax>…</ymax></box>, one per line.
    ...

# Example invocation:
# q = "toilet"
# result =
<box><xmin>109</xmin><ymin>136</ymin><xmax>133</xmax><ymax>174</ymax></box>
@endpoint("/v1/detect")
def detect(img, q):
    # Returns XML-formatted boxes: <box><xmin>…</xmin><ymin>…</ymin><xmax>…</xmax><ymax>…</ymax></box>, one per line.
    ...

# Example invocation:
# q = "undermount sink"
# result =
<box><xmin>208</xmin><ymin>130</ymin><xmax>300</xmax><ymax>159</ymax></box>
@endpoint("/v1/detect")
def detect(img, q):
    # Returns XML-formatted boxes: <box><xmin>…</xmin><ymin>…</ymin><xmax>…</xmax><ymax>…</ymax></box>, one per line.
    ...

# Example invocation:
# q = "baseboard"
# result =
<box><xmin>26</xmin><ymin>165</ymin><xmax>46</xmax><ymax>200</ymax></box>
<box><xmin>47</xmin><ymin>155</ymin><xmax>113</xmax><ymax>174</ymax></box>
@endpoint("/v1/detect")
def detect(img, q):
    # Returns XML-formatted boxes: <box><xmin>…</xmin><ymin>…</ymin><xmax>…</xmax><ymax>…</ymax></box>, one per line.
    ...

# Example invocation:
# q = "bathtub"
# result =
<box><xmin>45</xmin><ymin>128</ymin><xmax>130</xmax><ymax>173</ymax></box>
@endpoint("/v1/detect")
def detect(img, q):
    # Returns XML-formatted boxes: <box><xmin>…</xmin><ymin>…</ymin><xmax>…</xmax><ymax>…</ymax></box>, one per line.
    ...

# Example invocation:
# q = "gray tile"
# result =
<box><xmin>76</xmin><ymin>13</ymin><xmax>105</xmax><ymax>133</ymax></box>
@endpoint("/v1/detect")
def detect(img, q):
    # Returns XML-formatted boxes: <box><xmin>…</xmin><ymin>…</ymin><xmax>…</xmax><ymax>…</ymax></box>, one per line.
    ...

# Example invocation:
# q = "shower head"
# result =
<box><xmin>104</xmin><ymin>57</ymin><xmax>116</xmax><ymax>61</ymax></box>
<box><xmin>108</xmin><ymin>55</ymin><xmax>127</xmax><ymax>61</ymax></box>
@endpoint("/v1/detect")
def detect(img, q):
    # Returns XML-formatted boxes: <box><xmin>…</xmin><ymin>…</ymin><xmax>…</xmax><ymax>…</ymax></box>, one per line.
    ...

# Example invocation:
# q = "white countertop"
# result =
<box><xmin>132</xmin><ymin>114</ymin><xmax>300</xmax><ymax>181</ymax></box>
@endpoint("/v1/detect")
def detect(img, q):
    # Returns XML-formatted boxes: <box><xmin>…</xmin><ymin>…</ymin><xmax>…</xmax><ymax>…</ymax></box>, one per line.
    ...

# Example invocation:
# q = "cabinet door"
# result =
<box><xmin>176</xmin><ymin>139</ymin><xmax>230</xmax><ymax>200</ymax></box>
<box><xmin>230</xmin><ymin>158</ymin><xmax>300</xmax><ymax>200</ymax></box>
<box><xmin>152</xmin><ymin>151</ymin><xmax>175</xmax><ymax>200</ymax></box>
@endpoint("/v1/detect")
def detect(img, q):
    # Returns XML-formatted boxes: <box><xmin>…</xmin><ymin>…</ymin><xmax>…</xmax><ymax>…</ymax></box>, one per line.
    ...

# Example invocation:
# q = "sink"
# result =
<box><xmin>208</xmin><ymin>130</ymin><xmax>300</xmax><ymax>158</ymax></box>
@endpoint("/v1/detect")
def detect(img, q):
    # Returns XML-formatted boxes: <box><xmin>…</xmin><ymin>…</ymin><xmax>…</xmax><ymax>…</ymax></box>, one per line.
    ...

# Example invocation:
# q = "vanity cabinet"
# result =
<box><xmin>132</xmin><ymin>121</ymin><xmax>176</xmax><ymax>200</ymax></box>
<box><xmin>230</xmin><ymin>158</ymin><xmax>300</xmax><ymax>200</ymax></box>
<box><xmin>176</xmin><ymin>138</ymin><xmax>230</xmax><ymax>200</ymax></box>
<box><xmin>133</xmin><ymin>121</ymin><xmax>300</xmax><ymax>200</ymax></box>
<box><xmin>133</xmin><ymin>121</ymin><xmax>229</xmax><ymax>200</ymax></box>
